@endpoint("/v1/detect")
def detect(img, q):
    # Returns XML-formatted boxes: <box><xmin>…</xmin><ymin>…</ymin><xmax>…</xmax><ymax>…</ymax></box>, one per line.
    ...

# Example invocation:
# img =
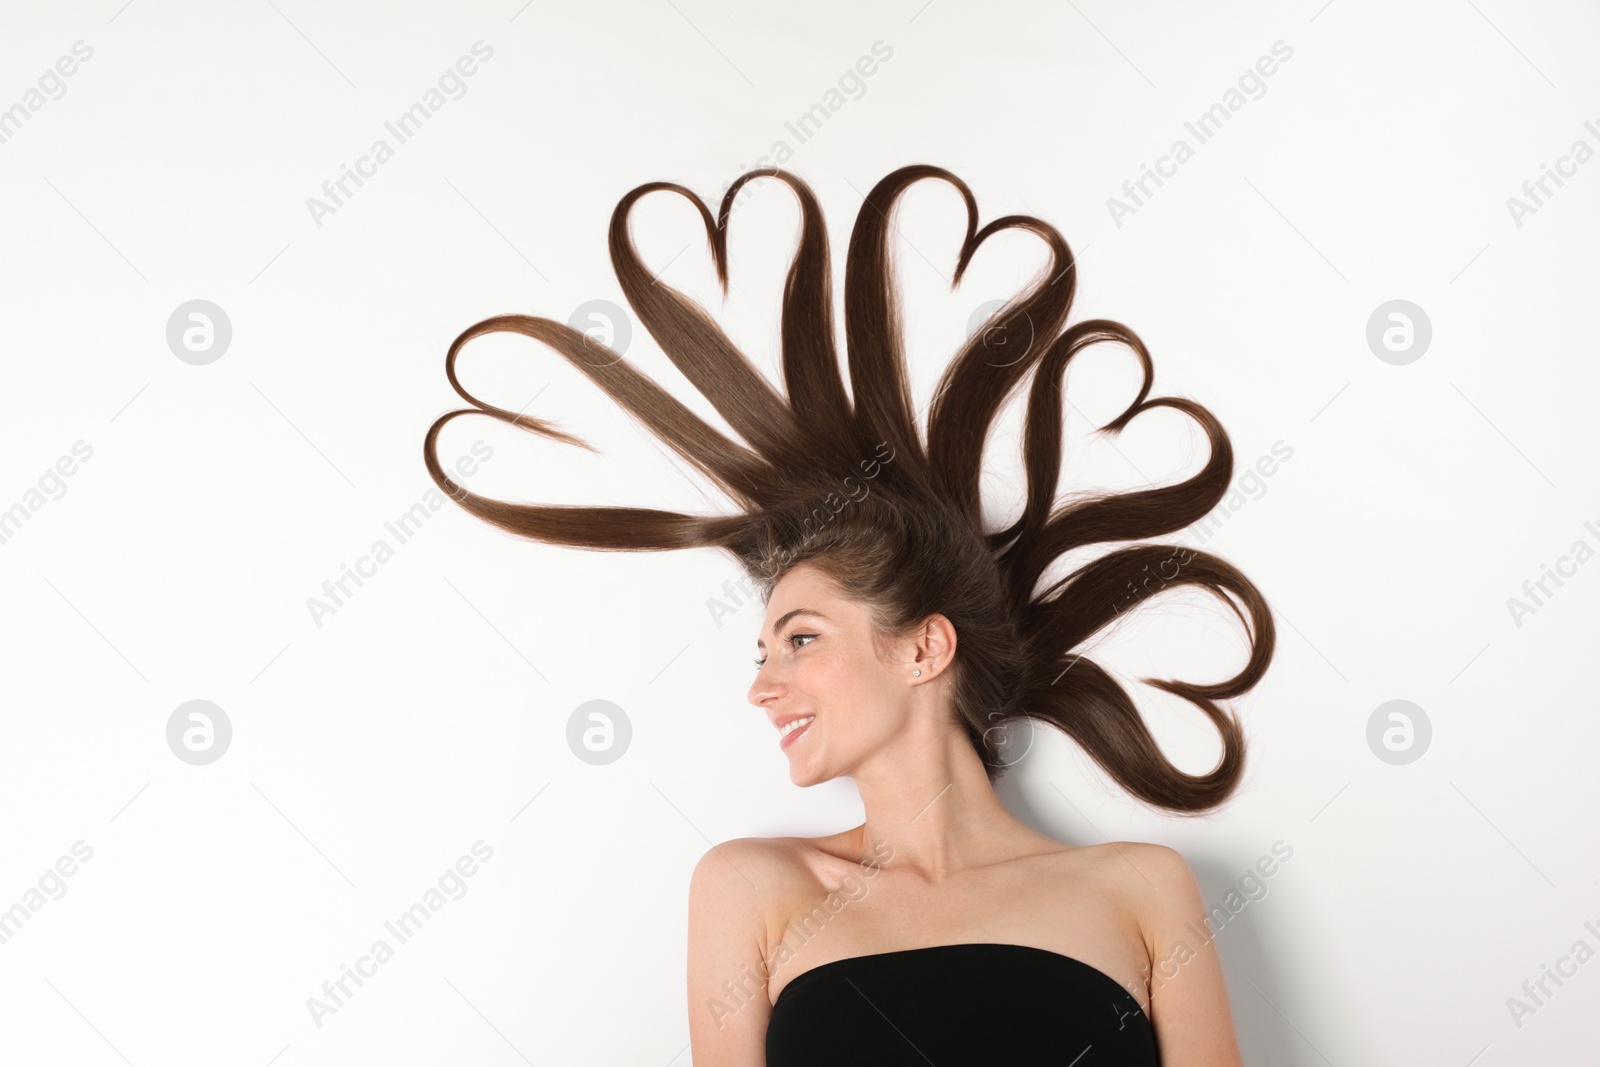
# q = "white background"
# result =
<box><xmin>2</xmin><ymin>1</ymin><xmax>1597</xmax><ymax>1064</ymax></box>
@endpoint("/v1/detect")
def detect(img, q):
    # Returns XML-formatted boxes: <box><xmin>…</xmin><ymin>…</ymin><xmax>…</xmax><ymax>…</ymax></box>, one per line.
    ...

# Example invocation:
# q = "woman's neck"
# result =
<box><xmin>850</xmin><ymin>721</ymin><xmax>1042</xmax><ymax>883</ymax></box>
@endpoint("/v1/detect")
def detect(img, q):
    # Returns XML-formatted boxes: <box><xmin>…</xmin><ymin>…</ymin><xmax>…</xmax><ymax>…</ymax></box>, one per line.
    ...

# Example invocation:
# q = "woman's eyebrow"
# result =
<box><xmin>756</xmin><ymin>608</ymin><xmax>830</xmax><ymax>649</ymax></box>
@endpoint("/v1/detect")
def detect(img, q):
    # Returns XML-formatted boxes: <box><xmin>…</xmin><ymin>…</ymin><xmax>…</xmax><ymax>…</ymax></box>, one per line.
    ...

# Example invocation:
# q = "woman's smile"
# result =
<box><xmin>779</xmin><ymin>716</ymin><xmax>815</xmax><ymax>750</ymax></box>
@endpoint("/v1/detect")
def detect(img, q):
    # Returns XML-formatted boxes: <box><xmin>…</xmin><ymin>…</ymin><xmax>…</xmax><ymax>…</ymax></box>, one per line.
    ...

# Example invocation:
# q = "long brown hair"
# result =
<box><xmin>422</xmin><ymin>164</ymin><xmax>1274</xmax><ymax>814</ymax></box>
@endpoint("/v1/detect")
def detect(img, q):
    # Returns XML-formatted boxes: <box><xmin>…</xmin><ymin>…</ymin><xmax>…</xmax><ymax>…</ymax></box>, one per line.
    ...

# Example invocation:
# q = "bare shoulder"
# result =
<box><xmin>1045</xmin><ymin>838</ymin><xmax>1190</xmax><ymax>884</ymax></box>
<box><xmin>689</xmin><ymin>835</ymin><xmax>799</xmax><ymax>887</ymax></box>
<box><xmin>689</xmin><ymin>834</ymin><xmax>827</xmax><ymax>898</ymax></box>
<box><xmin>688</xmin><ymin>836</ymin><xmax>826</xmax><ymax>1063</ymax></box>
<box><xmin>1108</xmin><ymin>840</ymin><xmax>1197</xmax><ymax>887</ymax></box>
<box><xmin>1086</xmin><ymin>842</ymin><xmax>1244</xmax><ymax>1064</ymax></box>
<box><xmin>1056</xmin><ymin>841</ymin><xmax>1205</xmax><ymax>951</ymax></box>
<box><xmin>687</xmin><ymin>833</ymin><xmax>841</xmax><ymax>935</ymax></box>
<box><xmin>1089</xmin><ymin>841</ymin><xmax>1201</xmax><ymax>916</ymax></box>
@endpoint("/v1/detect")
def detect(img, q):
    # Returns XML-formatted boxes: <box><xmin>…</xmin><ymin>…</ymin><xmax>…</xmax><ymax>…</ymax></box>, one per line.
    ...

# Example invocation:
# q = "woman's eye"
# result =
<box><xmin>753</xmin><ymin>633</ymin><xmax>817</xmax><ymax>670</ymax></box>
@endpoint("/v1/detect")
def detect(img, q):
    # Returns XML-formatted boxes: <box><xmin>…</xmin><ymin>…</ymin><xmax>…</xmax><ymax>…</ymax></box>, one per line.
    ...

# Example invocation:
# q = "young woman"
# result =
<box><xmin>424</xmin><ymin>164</ymin><xmax>1274</xmax><ymax>1065</ymax></box>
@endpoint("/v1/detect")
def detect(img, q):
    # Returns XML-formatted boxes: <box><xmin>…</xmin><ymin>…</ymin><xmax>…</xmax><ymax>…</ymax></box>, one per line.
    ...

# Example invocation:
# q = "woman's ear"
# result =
<box><xmin>909</xmin><ymin>613</ymin><xmax>957</xmax><ymax>680</ymax></box>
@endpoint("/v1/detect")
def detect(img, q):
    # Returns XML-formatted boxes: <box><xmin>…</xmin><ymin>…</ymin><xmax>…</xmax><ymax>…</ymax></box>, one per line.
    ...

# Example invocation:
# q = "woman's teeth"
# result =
<box><xmin>779</xmin><ymin>716</ymin><xmax>815</xmax><ymax>737</ymax></box>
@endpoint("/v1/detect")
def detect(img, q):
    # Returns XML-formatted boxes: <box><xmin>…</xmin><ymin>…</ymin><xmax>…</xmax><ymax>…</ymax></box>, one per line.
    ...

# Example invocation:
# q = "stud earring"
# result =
<box><xmin>913</xmin><ymin>669</ymin><xmax>921</xmax><ymax>676</ymax></box>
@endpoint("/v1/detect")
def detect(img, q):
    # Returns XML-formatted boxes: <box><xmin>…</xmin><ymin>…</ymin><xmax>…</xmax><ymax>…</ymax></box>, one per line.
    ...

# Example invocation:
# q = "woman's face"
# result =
<box><xmin>747</xmin><ymin>563</ymin><xmax>912</xmax><ymax>785</ymax></box>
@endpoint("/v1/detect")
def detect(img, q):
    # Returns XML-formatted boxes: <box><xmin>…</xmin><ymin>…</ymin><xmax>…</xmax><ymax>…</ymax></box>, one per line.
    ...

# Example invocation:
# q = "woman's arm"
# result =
<box><xmin>1129</xmin><ymin>843</ymin><xmax>1247</xmax><ymax>1066</ymax></box>
<box><xmin>688</xmin><ymin>839</ymin><xmax>776</xmax><ymax>1066</ymax></box>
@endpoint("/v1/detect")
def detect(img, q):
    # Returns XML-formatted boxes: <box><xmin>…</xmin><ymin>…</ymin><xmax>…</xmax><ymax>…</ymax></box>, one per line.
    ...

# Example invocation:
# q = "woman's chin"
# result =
<box><xmin>786</xmin><ymin>756</ymin><xmax>829</xmax><ymax>787</ymax></box>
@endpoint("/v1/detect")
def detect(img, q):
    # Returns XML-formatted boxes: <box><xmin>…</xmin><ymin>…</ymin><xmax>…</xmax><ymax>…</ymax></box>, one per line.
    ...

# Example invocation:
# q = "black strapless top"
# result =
<box><xmin>765</xmin><ymin>942</ymin><xmax>1159</xmax><ymax>1065</ymax></box>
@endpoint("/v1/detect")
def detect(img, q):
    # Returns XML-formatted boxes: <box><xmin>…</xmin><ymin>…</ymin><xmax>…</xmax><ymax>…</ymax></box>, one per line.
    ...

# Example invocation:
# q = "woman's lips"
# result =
<box><xmin>779</xmin><ymin>717</ymin><xmax>814</xmax><ymax>750</ymax></box>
